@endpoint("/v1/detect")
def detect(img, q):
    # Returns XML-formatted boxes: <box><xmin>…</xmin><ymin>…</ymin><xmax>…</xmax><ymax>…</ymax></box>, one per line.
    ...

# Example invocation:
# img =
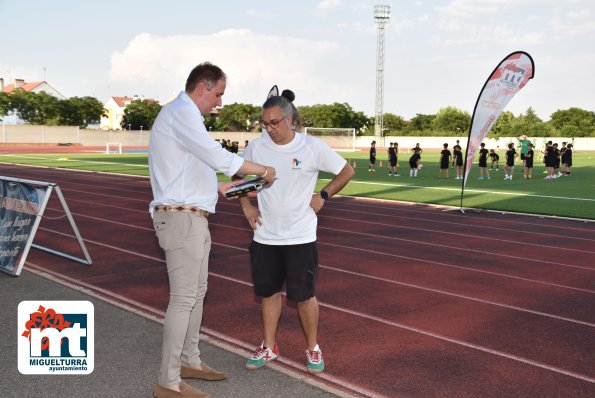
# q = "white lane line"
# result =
<box><xmin>323</xmin><ymin>178</ymin><xmax>595</xmax><ymax>202</ymax></box>
<box><xmin>319</xmin><ymin>241</ymin><xmax>595</xmax><ymax>294</ymax></box>
<box><xmin>318</xmin><ymin>226</ymin><xmax>595</xmax><ymax>272</ymax></box>
<box><xmin>41</xmin><ymin>205</ymin><xmax>595</xmax><ymax>293</ymax></box>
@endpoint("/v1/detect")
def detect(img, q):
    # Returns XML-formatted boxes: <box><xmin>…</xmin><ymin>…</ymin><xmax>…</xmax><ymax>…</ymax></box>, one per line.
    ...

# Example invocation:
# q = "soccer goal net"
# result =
<box><xmin>303</xmin><ymin>127</ymin><xmax>356</xmax><ymax>151</ymax></box>
<box><xmin>105</xmin><ymin>142</ymin><xmax>122</xmax><ymax>154</ymax></box>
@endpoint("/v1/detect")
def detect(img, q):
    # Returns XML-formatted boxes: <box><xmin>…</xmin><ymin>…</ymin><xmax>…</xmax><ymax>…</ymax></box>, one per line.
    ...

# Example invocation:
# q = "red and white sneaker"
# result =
<box><xmin>245</xmin><ymin>342</ymin><xmax>279</xmax><ymax>370</ymax></box>
<box><xmin>306</xmin><ymin>344</ymin><xmax>325</xmax><ymax>373</ymax></box>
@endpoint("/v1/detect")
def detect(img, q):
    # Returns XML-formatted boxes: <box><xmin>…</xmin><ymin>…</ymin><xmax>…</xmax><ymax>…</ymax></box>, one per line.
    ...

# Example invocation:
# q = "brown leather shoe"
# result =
<box><xmin>153</xmin><ymin>381</ymin><xmax>209</xmax><ymax>398</ymax></box>
<box><xmin>180</xmin><ymin>364</ymin><xmax>227</xmax><ymax>381</ymax></box>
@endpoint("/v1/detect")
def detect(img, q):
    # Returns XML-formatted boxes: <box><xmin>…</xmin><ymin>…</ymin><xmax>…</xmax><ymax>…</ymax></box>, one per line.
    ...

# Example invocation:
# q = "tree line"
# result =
<box><xmin>1</xmin><ymin>90</ymin><xmax>594</xmax><ymax>137</ymax></box>
<box><xmin>0</xmin><ymin>90</ymin><xmax>104</xmax><ymax>128</ymax></box>
<box><xmin>0</xmin><ymin>89</ymin><xmax>161</xmax><ymax>130</ymax></box>
<box><xmin>206</xmin><ymin>102</ymin><xmax>595</xmax><ymax>137</ymax></box>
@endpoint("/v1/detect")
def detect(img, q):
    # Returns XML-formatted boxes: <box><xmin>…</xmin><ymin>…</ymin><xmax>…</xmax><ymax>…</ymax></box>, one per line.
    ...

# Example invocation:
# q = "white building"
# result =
<box><xmin>1</xmin><ymin>78</ymin><xmax>66</xmax><ymax>124</ymax></box>
<box><xmin>100</xmin><ymin>95</ymin><xmax>157</xmax><ymax>130</ymax></box>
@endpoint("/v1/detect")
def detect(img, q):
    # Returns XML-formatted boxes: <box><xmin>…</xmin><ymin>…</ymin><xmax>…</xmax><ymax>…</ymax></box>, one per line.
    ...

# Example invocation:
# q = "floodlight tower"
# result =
<box><xmin>374</xmin><ymin>4</ymin><xmax>391</xmax><ymax>137</ymax></box>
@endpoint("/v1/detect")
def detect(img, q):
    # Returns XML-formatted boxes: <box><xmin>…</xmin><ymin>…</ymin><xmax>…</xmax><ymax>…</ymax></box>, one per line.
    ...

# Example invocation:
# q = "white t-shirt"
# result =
<box><xmin>243</xmin><ymin>132</ymin><xmax>346</xmax><ymax>245</ymax></box>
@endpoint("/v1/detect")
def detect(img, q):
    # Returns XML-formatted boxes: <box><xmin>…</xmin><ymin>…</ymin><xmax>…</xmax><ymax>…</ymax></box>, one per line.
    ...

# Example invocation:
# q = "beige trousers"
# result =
<box><xmin>153</xmin><ymin>211</ymin><xmax>211</xmax><ymax>387</ymax></box>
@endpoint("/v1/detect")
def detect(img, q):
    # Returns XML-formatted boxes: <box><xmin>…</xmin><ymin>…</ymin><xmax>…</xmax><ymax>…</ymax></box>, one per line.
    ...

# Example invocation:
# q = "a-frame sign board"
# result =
<box><xmin>0</xmin><ymin>176</ymin><xmax>92</xmax><ymax>276</ymax></box>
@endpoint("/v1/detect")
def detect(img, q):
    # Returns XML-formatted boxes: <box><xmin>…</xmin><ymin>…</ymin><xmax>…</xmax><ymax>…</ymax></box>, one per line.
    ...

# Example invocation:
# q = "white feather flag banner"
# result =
<box><xmin>460</xmin><ymin>51</ymin><xmax>535</xmax><ymax>204</ymax></box>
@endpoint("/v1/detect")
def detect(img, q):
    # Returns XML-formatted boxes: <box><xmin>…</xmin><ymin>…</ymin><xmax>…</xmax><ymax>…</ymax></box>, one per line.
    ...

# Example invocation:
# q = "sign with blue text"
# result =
<box><xmin>0</xmin><ymin>178</ymin><xmax>49</xmax><ymax>276</ymax></box>
<box><xmin>0</xmin><ymin>176</ymin><xmax>92</xmax><ymax>276</ymax></box>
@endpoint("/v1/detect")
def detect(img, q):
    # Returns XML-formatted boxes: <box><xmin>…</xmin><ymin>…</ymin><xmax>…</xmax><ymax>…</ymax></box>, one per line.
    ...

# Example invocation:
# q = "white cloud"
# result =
<box><xmin>109</xmin><ymin>30</ymin><xmax>347</xmax><ymax>106</ymax></box>
<box><xmin>246</xmin><ymin>9</ymin><xmax>273</xmax><ymax>18</ymax></box>
<box><xmin>394</xmin><ymin>19</ymin><xmax>414</xmax><ymax>33</ymax></box>
<box><xmin>550</xmin><ymin>9</ymin><xmax>595</xmax><ymax>38</ymax></box>
<box><xmin>417</xmin><ymin>14</ymin><xmax>430</xmax><ymax>24</ymax></box>
<box><xmin>436</xmin><ymin>0</ymin><xmax>506</xmax><ymax>19</ymax></box>
<box><xmin>0</xmin><ymin>65</ymin><xmax>42</xmax><ymax>84</ymax></box>
<box><xmin>432</xmin><ymin>0</ymin><xmax>549</xmax><ymax>47</ymax></box>
<box><xmin>351</xmin><ymin>21</ymin><xmax>376</xmax><ymax>34</ymax></box>
<box><xmin>436</xmin><ymin>0</ymin><xmax>562</xmax><ymax>19</ymax></box>
<box><xmin>315</xmin><ymin>0</ymin><xmax>343</xmax><ymax>15</ymax></box>
<box><xmin>317</xmin><ymin>0</ymin><xmax>343</xmax><ymax>11</ymax></box>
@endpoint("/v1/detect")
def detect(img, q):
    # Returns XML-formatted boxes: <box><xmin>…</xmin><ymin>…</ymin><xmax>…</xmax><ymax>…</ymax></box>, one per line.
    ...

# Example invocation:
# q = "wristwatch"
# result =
<box><xmin>320</xmin><ymin>190</ymin><xmax>329</xmax><ymax>200</ymax></box>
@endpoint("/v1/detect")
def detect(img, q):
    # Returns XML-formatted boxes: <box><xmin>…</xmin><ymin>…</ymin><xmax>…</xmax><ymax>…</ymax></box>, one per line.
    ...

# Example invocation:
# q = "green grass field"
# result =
<box><xmin>0</xmin><ymin>149</ymin><xmax>593</xmax><ymax>220</ymax></box>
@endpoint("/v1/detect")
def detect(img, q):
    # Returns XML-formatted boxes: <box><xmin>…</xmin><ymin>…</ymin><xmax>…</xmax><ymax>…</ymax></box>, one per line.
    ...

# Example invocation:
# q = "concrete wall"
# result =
<box><xmin>0</xmin><ymin>125</ymin><xmax>593</xmax><ymax>150</ymax></box>
<box><xmin>0</xmin><ymin>125</ymin><xmax>80</xmax><ymax>144</ymax></box>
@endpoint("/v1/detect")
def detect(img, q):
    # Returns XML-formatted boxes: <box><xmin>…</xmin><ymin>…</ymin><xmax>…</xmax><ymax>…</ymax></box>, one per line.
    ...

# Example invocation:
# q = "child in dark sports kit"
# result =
<box><xmin>388</xmin><ymin>142</ymin><xmax>399</xmax><ymax>176</ymax></box>
<box><xmin>504</xmin><ymin>143</ymin><xmax>517</xmax><ymax>180</ymax></box>
<box><xmin>439</xmin><ymin>143</ymin><xmax>451</xmax><ymax>179</ymax></box>
<box><xmin>543</xmin><ymin>140</ymin><xmax>555</xmax><ymax>180</ymax></box>
<box><xmin>524</xmin><ymin>143</ymin><xmax>534</xmax><ymax>179</ymax></box>
<box><xmin>553</xmin><ymin>143</ymin><xmax>561</xmax><ymax>177</ymax></box>
<box><xmin>453</xmin><ymin>145</ymin><xmax>463</xmax><ymax>179</ymax></box>
<box><xmin>478</xmin><ymin>143</ymin><xmax>490</xmax><ymax>180</ymax></box>
<box><xmin>409</xmin><ymin>148</ymin><xmax>422</xmax><ymax>177</ymax></box>
<box><xmin>489</xmin><ymin>149</ymin><xmax>499</xmax><ymax>171</ymax></box>
<box><xmin>562</xmin><ymin>143</ymin><xmax>573</xmax><ymax>175</ymax></box>
<box><xmin>369</xmin><ymin>140</ymin><xmax>377</xmax><ymax>173</ymax></box>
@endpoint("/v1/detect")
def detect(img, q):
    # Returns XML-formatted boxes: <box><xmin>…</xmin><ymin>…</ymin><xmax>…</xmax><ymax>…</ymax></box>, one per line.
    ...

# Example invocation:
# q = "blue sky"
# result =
<box><xmin>1</xmin><ymin>0</ymin><xmax>594</xmax><ymax>120</ymax></box>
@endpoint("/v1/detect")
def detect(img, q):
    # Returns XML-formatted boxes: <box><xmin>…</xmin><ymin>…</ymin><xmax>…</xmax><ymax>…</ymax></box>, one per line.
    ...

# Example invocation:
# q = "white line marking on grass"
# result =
<box><xmin>320</xmin><ymin>178</ymin><xmax>595</xmax><ymax>202</ymax></box>
<box><xmin>0</xmin><ymin>155</ymin><xmax>49</xmax><ymax>160</ymax></box>
<box><xmin>0</xmin><ymin>154</ymin><xmax>149</xmax><ymax>168</ymax></box>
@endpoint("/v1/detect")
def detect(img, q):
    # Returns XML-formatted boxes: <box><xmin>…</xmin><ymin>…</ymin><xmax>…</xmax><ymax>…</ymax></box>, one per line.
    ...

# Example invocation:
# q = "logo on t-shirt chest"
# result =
<box><xmin>292</xmin><ymin>158</ymin><xmax>302</xmax><ymax>169</ymax></box>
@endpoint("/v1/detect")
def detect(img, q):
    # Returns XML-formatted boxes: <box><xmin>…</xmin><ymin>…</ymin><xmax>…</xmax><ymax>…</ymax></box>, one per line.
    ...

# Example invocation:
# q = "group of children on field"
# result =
<box><xmin>367</xmin><ymin>136</ymin><xmax>574</xmax><ymax>181</ymax></box>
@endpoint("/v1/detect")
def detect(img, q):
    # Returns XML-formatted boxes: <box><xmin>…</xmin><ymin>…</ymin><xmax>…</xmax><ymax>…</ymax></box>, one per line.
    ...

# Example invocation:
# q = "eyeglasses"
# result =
<box><xmin>260</xmin><ymin>116</ymin><xmax>288</xmax><ymax>130</ymax></box>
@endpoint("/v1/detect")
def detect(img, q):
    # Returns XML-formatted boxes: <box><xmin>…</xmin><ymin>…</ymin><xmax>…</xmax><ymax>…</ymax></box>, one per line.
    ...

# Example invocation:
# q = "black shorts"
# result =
<box><xmin>520</xmin><ymin>153</ymin><xmax>526</xmax><ymax>160</ymax></box>
<box><xmin>456</xmin><ymin>159</ymin><xmax>463</xmax><ymax>166</ymax></box>
<box><xmin>440</xmin><ymin>161</ymin><xmax>449</xmax><ymax>169</ymax></box>
<box><xmin>525</xmin><ymin>160</ymin><xmax>533</xmax><ymax>168</ymax></box>
<box><xmin>370</xmin><ymin>157</ymin><xmax>376</xmax><ymax>165</ymax></box>
<box><xmin>479</xmin><ymin>159</ymin><xmax>487</xmax><ymax>167</ymax></box>
<box><xmin>249</xmin><ymin>241</ymin><xmax>318</xmax><ymax>301</ymax></box>
<box><xmin>506</xmin><ymin>161</ymin><xmax>514</xmax><ymax>167</ymax></box>
<box><xmin>390</xmin><ymin>158</ymin><xmax>397</xmax><ymax>167</ymax></box>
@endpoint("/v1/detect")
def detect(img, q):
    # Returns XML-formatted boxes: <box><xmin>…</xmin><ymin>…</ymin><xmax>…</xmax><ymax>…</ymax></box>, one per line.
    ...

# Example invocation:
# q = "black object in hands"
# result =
<box><xmin>225</xmin><ymin>177</ymin><xmax>266</xmax><ymax>198</ymax></box>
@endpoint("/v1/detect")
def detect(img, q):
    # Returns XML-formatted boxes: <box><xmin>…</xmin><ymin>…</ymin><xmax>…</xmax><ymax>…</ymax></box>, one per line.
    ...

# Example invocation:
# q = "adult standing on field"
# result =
<box><xmin>237</xmin><ymin>90</ymin><xmax>354</xmax><ymax>374</ymax></box>
<box><xmin>517</xmin><ymin>135</ymin><xmax>532</xmax><ymax>167</ymax></box>
<box><xmin>149</xmin><ymin>62</ymin><xmax>276</xmax><ymax>398</ymax></box>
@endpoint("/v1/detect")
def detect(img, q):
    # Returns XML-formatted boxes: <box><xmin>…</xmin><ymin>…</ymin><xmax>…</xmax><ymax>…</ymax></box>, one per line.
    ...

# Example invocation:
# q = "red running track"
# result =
<box><xmin>3</xmin><ymin>163</ymin><xmax>594</xmax><ymax>398</ymax></box>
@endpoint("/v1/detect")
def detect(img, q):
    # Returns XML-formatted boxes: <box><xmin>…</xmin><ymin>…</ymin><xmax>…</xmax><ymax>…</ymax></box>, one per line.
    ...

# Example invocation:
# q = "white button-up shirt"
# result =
<box><xmin>149</xmin><ymin>91</ymin><xmax>244</xmax><ymax>215</ymax></box>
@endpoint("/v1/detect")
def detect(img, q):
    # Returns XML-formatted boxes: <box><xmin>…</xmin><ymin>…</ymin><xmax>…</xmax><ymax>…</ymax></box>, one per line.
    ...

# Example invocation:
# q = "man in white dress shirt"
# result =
<box><xmin>239</xmin><ymin>91</ymin><xmax>354</xmax><ymax>374</ymax></box>
<box><xmin>149</xmin><ymin>62</ymin><xmax>276</xmax><ymax>398</ymax></box>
